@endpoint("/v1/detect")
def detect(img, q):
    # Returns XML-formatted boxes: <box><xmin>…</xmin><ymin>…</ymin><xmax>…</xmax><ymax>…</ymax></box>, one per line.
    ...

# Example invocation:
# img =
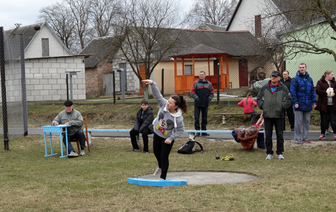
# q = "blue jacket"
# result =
<box><xmin>290</xmin><ymin>70</ymin><xmax>316</xmax><ymax>111</ymax></box>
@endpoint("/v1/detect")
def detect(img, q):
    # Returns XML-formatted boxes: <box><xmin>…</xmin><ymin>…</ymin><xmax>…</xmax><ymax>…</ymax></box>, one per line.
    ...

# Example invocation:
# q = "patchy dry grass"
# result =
<box><xmin>0</xmin><ymin>135</ymin><xmax>335</xmax><ymax>211</ymax></box>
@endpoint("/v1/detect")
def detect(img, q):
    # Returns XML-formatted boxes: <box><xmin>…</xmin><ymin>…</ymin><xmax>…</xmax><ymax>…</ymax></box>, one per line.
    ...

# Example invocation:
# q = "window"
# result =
<box><xmin>42</xmin><ymin>38</ymin><xmax>49</xmax><ymax>57</ymax></box>
<box><xmin>185</xmin><ymin>65</ymin><xmax>192</xmax><ymax>75</ymax></box>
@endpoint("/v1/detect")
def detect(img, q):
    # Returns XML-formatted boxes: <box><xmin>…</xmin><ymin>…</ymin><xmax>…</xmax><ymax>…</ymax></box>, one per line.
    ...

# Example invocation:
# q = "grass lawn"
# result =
<box><xmin>0</xmin><ymin>134</ymin><xmax>335</xmax><ymax>211</ymax></box>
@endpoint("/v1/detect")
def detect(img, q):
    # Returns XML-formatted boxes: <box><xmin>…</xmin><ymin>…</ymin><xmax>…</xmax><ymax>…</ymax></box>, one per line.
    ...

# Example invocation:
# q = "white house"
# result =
<box><xmin>226</xmin><ymin>0</ymin><xmax>290</xmax><ymax>38</ymax></box>
<box><xmin>5</xmin><ymin>22</ymin><xmax>86</xmax><ymax>101</ymax></box>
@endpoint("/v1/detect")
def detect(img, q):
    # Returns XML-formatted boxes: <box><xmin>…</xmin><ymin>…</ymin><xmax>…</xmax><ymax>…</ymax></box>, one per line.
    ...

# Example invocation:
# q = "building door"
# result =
<box><xmin>239</xmin><ymin>59</ymin><xmax>248</xmax><ymax>87</ymax></box>
<box><xmin>139</xmin><ymin>65</ymin><xmax>146</xmax><ymax>95</ymax></box>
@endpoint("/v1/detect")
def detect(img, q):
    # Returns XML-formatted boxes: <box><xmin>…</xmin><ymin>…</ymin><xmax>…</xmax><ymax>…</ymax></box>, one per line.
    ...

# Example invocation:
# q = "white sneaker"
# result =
<box><xmin>153</xmin><ymin>167</ymin><xmax>161</xmax><ymax>175</ymax></box>
<box><xmin>68</xmin><ymin>151</ymin><xmax>78</xmax><ymax>157</ymax></box>
<box><xmin>277</xmin><ymin>154</ymin><xmax>284</xmax><ymax>160</ymax></box>
<box><xmin>79</xmin><ymin>150</ymin><xmax>85</xmax><ymax>156</ymax></box>
<box><xmin>265</xmin><ymin>154</ymin><xmax>273</xmax><ymax>160</ymax></box>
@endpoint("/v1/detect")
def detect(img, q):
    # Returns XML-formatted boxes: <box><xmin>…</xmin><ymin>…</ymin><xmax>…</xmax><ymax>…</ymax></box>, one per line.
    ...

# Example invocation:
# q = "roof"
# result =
<box><xmin>6</xmin><ymin>23</ymin><xmax>42</xmax><ymax>50</ymax></box>
<box><xmin>79</xmin><ymin>37</ymin><xmax>120</xmax><ymax>68</ymax></box>
<box><xmin>196</xmin><ymin>23</ymin><xmax>227</xmax><ymax>31</ymax></box>
<box><xmin>5</xmin><ymin>22</ymin><xmax>72</xmax><ymax>55</ymax></box>
<box><xmin>169</xmin><ymin>29</ymin><xmax>261</xmax><ymax>58</ymax></box>
<box><xmin>227</xmin><ymin>0</ymin><xmax>335</xmax><ymax>31</ymax></box>
<box><xmin>81</xmin><ymin>28</ymin><xmax>261</xmax><ymax>67</ymax></box>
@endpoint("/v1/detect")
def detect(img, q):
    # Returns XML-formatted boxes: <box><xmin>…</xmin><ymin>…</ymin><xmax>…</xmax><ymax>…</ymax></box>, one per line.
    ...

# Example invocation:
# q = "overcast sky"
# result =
<box><xmin>0</xmin><ymin>0</ymin><xmax>194</xmax><ymax>31</ymax></box>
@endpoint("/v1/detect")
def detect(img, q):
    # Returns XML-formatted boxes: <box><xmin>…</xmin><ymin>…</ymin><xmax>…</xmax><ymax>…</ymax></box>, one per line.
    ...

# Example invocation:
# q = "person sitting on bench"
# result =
<box><xmin>129</xmin><ymin>99</ymin><xmax>154</xmax><ymax>153</ymax></box>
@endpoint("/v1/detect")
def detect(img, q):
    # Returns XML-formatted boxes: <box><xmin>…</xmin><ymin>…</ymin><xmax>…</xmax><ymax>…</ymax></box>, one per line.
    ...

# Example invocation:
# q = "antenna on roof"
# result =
<box><xmin>14</xmin><ymin>23</ymin><xmax>22</xmax><ymax>28</ymax></box>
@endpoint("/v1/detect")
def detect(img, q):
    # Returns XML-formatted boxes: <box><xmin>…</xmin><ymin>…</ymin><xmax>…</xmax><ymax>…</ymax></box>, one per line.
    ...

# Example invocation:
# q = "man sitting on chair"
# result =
<box><xmin>52</xmin><ymin>100</ymin><xmax>86</xmax><ymax>157</ymax></box>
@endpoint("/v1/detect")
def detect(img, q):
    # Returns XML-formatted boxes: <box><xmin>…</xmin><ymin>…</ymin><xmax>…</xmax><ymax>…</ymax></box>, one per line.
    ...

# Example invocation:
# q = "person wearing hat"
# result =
<box><xmin>52</xmin><ymin>100</ymin><xmax>86</xmax><ymax>157</ymax></box>
<box><xmin>257</xmin><ymin>70</ymin><xmax>292</xmax><ymax>160</ymax></box>
<box><xmin>290</xmin><ymin>63</ymin><xmax>317</xmax><ymax>144</ymax></box>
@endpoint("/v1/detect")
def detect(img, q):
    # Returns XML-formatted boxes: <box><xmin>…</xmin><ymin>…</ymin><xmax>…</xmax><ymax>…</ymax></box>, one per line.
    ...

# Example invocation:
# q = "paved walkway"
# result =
<box><xmin>27</xmin><ymin>128</ymin><xmax>333</xmax><ymax>141</ymax></box>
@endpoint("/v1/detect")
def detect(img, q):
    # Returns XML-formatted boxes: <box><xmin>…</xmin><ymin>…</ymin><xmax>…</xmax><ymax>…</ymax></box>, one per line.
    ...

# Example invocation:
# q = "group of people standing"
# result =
<box><xmin>257</xmin><ymin>63</ymin><xmax>336</xmax><ymax>160</ymax></box>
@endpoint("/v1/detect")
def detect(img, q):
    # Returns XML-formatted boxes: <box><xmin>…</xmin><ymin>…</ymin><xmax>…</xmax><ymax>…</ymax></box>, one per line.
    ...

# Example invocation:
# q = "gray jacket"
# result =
<box><xmin>52</xmin><ymin>108</ymin><xmax>83</xmax><ymax>136</ymax></box>
<box><xmin>151</xmin><ymin>82</ymin><xmax>184</xmax><ymax>141</ymax></box>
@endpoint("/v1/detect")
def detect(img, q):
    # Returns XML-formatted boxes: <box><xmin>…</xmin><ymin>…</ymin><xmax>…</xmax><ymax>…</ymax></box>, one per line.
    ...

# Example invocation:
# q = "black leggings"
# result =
<box><xmin>153</xmin><ymin>133</ymin><xmax>174</xmax><ymax>180</ymax></box>
<box><xmin>320</xmin><ymin>106</ymin><xmax>336</xmax><ymax>135</ymax></box>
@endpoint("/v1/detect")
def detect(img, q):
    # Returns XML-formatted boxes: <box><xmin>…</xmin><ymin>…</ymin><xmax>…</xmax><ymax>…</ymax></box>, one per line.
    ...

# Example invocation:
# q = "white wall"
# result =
<box><xmin>25</xmin><ymin>26</ymin><xmax>71</xmax><ymax>59</ymax></box>
<box><xmin>24</xmin><ymin>55</ymin><xmax>86</xmax><ymax>101</ymax></box>
<box><xmin>228</xmin><ymin>0</ymin><xmax>287</xmax><ymax>37</ymax></box>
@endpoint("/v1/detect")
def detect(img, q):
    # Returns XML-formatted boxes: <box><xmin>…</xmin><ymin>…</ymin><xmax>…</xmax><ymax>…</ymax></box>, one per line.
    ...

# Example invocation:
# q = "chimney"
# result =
<box><xmin>255</xmin><ymin>15</ymin><xmax>261</xmax><ymax>38</ymax></box>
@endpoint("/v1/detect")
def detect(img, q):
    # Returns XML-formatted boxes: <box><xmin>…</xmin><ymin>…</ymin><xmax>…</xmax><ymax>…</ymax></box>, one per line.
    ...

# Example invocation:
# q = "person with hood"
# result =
<box><xmin>190</xmin><ymin>71</ymin><xmax>214</xmax><ymax>136</ymax></box>
<box><xmin>290</xmin><ymin>63</ymin><xmax>317</xmax><ymax>144</ymax></box>
<box><xmin>129</xmin><ymin>99</ymin><xmax>154</xmax><ymax>153</ymax></box>
<box><xmin>257</xmin><ymin>71</ymin><xmax>292</xmax><ymax>160</ymax></box>
<box><xmin>142</xmin><ymin>79</ymin><xmax>188</xmax><ymax>180</ymax></box>
<box><xmin>315</xmin><ymin>70</ymin><xmax>336</xmax><ymax>140</ymax></box>
<box><xmin>280</xmin><ymin>70</ymin><xmax>294</xmax><ymax>131</ymax></box>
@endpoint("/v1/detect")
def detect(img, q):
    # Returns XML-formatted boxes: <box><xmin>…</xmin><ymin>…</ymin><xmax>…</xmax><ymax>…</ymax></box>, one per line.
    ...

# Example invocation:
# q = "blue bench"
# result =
<box><xmin>86</xmin><ymin>129</ymin><xmax>264</xmax><ymax>133</ymax></box>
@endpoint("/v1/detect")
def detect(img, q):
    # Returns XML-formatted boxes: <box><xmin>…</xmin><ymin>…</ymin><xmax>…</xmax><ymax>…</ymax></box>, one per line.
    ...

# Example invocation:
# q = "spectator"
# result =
<box><xmin>315</xmin><ymin>70</ymin><xmax>336</xmax><ymax>140</ymax></box>
<box><xmin>52</xmin><ymin>100</ymin><xmax>86</xmax><ymax>157</ymax></box>
<box><xmin>257</xmin><ymin>71</ymin><xmax>292</xmax><ymax>160</ymax></box>
<box><xmin>190</xmin><ymin>71</ymin><xmax>214</xmax><ymax>136</ymax></box>
<box><xmin>129</xmin><ymin>99</ymin><xmax>154</xmax><ymax>153</ymax></box>
<box><xmin>238</xmin><ymin>92</ymin><xmax>258</xmax><ymax>124</ymax></box>
<box><xmin>142</xmin><ymin>79</ymin><xmax>187</xmax><ymax>180</ymax></box>
<box><xmin>290</xmin><ymin>63</ymin><xmax>317</xmax><ymax>144</ymax></box>
<box><xmin>280</xmin><ymin>70</ymin><xmax>295</xmax><ymax>131</ymax></box>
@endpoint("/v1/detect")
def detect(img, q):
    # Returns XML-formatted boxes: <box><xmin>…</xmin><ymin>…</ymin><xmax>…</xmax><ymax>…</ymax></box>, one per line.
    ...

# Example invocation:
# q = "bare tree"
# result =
<box><xmin>186</xmin><ymin>0</ymin><xmax>238</xmax><ymax>28</ymax></box>
<box><xmin>113</xmin><ymin>0</ymin><xmax>183</xmax><ymax>99</ymax></box>
<box><xmin>39</xmin><ymin>3</ymin><xmax>76</xmax><ymax>50</ymax></box>
<box><xmin>265</xmin><ymin>0</ymin><xmax>336</xmax><ymax>61</ymax></box>
<box><xmin>91</xmin><ymin>0</ymin><xmax>122</xmax><ymax>37</ymax></box>
<box><xmin>65</xmin><ymin>0</ymin><xmax>93</xmax><ymax>50</ymax></box>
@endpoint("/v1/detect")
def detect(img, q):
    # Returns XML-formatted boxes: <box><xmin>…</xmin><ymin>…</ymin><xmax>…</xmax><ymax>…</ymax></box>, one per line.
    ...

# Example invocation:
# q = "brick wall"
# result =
<box><xmin>85</xmin><ymin>56</ymin><xmax>113</xmax><ymax>98</ymax></box>
<box><xmin>24</xmin><ymin>55</ymin><xmax>86</xmax><ymax>101</ymax></box>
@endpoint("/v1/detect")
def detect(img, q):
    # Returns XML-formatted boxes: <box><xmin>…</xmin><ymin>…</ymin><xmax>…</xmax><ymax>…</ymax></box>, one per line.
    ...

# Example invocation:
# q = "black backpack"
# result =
<box><xmin>177</xmin><ymin>133</ymin><xmax>203</xmax><ymax>154</ymax></box>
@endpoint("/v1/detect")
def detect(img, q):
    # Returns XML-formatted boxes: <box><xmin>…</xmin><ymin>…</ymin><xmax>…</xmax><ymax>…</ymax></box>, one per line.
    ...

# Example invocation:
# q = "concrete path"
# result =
<box><xmin>138</xmin><ymin>171</ymin><xmax>259</xmax><ymax>185</ymax></box>
<box><xmin>26</xmin><ymin>128</ymin><xmax>333</xmax><ymax>141</ymax></box>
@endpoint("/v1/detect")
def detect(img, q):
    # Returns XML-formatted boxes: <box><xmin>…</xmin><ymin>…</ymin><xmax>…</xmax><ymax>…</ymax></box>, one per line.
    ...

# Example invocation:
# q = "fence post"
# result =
<box><xmin>0</xmin><ymin>27</ymin><xmax>9</xmax><ymax>150</ymax></box>
<box><xmin>20</xmin><ymin>34</ymin><xmax>28</xmax><ymax>136</ymax></box>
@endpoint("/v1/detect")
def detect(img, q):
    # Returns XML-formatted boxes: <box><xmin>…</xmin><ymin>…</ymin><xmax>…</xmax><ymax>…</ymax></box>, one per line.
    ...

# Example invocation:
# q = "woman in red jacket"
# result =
<box><xmin>238</xmin><ymin>92</ymin><xmax>258</xmax><ymax>124</ymax></box>
<box><xmin>315</xmin><ymin>70</ymin><xmax>336</xmax><ymax>140</ymax></box>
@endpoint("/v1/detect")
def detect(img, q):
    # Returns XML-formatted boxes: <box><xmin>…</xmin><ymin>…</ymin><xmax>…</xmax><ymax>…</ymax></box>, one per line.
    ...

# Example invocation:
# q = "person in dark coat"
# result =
<box><xmin>280</xmin><ymin>70</ymin><xmax>294</xmax><ymax>131</ymax></box>
<box><xmin>290</xmin><ymin>63</ymin><xmax>317</xmax><ymax>144</ymax></box>
<box><xmin>257</xmin><ymin>71</ymin><xmax>292</xmax><ymax>160</ymax></box>
<box><xmin>315</xmin><ymin>70</ymin><xmax>336</xmax><ymax>140</ymax></box>
<box><xmin>129</xmin><ymin>99</ymin><xmax>154</xmax><ymax>153</ymax></box>
<box><xmin>190</xmin><ymin>71</ymin><xmax>214</xmax><ymax>136</ymax></box>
